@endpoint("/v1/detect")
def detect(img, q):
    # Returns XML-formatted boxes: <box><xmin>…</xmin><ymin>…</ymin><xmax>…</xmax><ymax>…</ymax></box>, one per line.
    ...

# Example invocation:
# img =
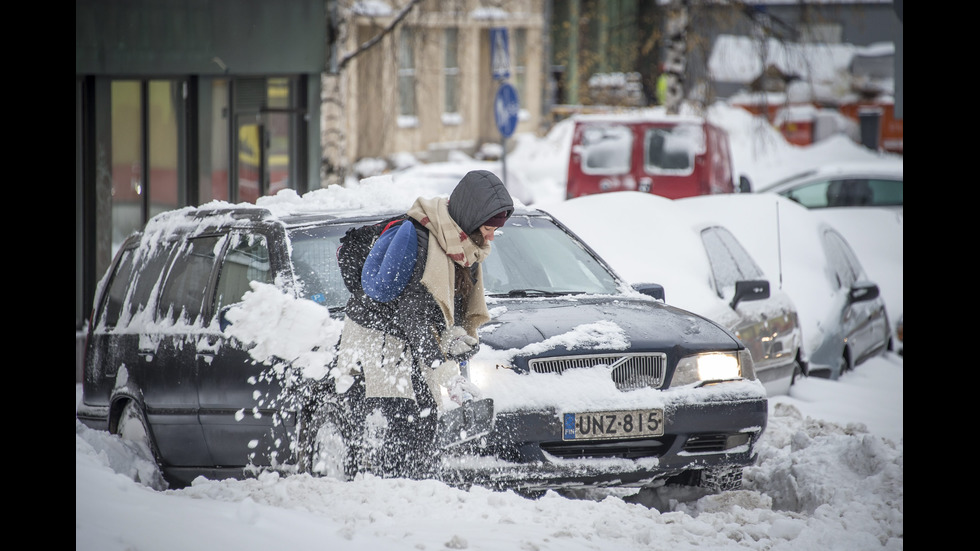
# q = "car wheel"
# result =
<box><xmin>114</xmin><ymin>400</ymin><xmax>168</xmax><ymax>490</ymax></box>
<box><xmin>514</xmin><ymin>487</ymin><xmax>548</xmax><ymax>500</ymax></box>
<box><xmin>830</xmin><ymin>350</ymin><xmax>851</xmax><ymax>380</ymax></box>
<box><xmin>790</xmin><ymin>359</ymin><xmax>804</xmax><ymax>386</ymax></box>
<box><xmin>696</xmin><ymin>465</ymin><xmax>743</xmax><ymax>492</ymax></box>
<box><xmin>666</xmin><ymin>465</ymin><xmax>743</xmax><ymax>492</ymax></box>
<box><xmin>300</xmin><ymin>397</ymin><xmax>360</xmax><ymax>481</ymax></box>
<box><xmin>841</xmin><ymin>350</ymin><xmax>853</xmax><ymax>374</ymax></box>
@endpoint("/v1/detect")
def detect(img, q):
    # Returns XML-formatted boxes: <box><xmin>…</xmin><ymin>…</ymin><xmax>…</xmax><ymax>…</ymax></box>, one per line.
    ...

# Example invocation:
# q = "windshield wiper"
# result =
<box><xmin>493</xmin><ymin>289</ymin><xmax>582</xmax><ymax>298</ymax></box>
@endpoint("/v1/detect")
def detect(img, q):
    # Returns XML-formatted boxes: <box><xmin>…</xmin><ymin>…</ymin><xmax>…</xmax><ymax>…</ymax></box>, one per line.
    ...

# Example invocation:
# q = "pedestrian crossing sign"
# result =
<box><xmin>491</xmin><ymin>28</ymin><xmax>510</xmax><ymax>80</ymax></box>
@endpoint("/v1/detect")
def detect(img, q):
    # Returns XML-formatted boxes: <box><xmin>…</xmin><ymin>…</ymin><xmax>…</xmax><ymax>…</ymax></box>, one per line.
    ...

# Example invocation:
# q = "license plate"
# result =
<box><xmin>562</xmin><ymin>409</ymin><xmax>664</xmax><ymax>440</ymax></box>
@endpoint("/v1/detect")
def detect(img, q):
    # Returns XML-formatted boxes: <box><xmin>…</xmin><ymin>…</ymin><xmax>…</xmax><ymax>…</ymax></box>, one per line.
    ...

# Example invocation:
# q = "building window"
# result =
<box><xmin>110</xmin><ymin>80</ymin><xmax>144</xmax><ymax>254</ymax></box>
<box><xmin>443</xmin><ymin>27</ymin><xmax>460</xmax><ymax>125</ymax></box>
<box><xmin>398</xmin><ymin>27</ymin><xmax>418</xmax><ymax>126</ymax></box>
<box><xmin>265</xmin><ymin>78</ymin><xmax>294</xmax><ymax>197</ymax></box>
<box><xmin>108</xmin><ymin>78</ymin><xmax>185</xmax><ymax>256</ymax></box>
<box><xmin>234</xmin><ymin>76</ymin><xmax>302</xmax><ymax>203</ymax></box>
<box><xmin>200</xmin><ymin>79</ymin><xmax>230</xmax><ymax>204</ymax></box>
<box><xmin>148</xmin><ymin>80</ymin><xmax>182</xmax><ymax>219</ymax></box>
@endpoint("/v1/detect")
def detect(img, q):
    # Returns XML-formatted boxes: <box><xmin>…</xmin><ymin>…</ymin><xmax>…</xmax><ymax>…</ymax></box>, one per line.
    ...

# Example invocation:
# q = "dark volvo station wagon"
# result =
<box><xmin>77</xmin><ymin>202</ymin><xmax>768</xmax><ymax>493</ymax></box>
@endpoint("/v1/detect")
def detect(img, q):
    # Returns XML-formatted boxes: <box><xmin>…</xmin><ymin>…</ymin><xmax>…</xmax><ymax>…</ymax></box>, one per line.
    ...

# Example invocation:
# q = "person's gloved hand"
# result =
<box><xmin>439</xmin><ymin>326</ymin><xmax>479</xmax><ymax>360</ymax></box>
<box><xmin>427</xmin><ymin>359</ymin><xmax>460</xmax><ymax>388</ymax></box>
<box><xmin>447</xmin><ymin>374</ymin><xmax>483</xmax><ymax>405</ymax></box>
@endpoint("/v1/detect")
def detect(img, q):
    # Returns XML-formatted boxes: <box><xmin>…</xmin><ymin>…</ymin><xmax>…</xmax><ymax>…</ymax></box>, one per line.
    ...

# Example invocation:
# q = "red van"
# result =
<box><xmin>566</xmin><ymin>113</ymin><xmax>738</xmax><ymax>200</ymax></box>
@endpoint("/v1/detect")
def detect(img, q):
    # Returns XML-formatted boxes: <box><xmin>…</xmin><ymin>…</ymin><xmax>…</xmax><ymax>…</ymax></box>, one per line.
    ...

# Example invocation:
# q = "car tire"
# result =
<box><xmin>114</xmin><ymin>400</ymin><xmax>168</xmax><ymax>490</ymax></box>
<box><xmin>696</xmin><ymin>465</ymin><xmax>744</xmax><ymax>492</ymax></box>
<box><xmin>790</xmin><ymin>359</ymin><xmax>804</xmax><ymax>386</ymax></box>
<box><xmin>831</xmin><ymin>349</ymin><xmax>851</xmax><ymax>380</ymax></box>
<box><xmin>299</xmin><ymin>397</ymin><xmax>361</xmax><ymax>481</ymax></box>
<box><xmin>514</xmin><ymin>487</ymin><xmax>548</xmax><ymax>500</ymax></box>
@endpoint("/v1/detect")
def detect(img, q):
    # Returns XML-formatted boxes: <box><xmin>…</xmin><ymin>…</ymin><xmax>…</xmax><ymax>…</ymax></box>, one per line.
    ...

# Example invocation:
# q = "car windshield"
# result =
<box><xmin>482</xmin><ymin>217</ymin><xmax>621</xmax><ymax>297</ymax></box>
<box><xmin>287</xmin><ymin>216</ymin><xmax>623</xmax><ymax>310</ymax></box>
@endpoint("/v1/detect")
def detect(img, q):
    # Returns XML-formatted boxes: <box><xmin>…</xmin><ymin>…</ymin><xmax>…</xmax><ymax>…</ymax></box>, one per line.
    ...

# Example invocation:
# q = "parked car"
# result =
<box><xmin>679</xmin><ymin>194</ymin><xmax>893</xmax><ymax>379</ymax></box>
<box><xmin>814</xmin><ymin>206</ymin><xmax>902</xmax><ymax>358</ymax></box>
<box><xmin>565</xmin><ymin>110</ymin><xmax>743</xmax><ymax>200</ymax></box>
<box><xmin>546</xmin><ymin>192</ymin><xmax>806</xmax><ymax>396</ymax></box>
<box><xmin>390</xmin><ymin>159</ymin><xmax>533</xmax><ymax>206</ymax></box>
<box><xmin>753</xmin><ymin>159</ymin><xmax>903</xmax><ymax>211</ymax></box>
<box><xmin>895</xmin><ymin>314</ymin><xmax>903</xmax><ymax>356</ymax></box>
<box><xmin>77</xmin><ymin>200</ymin><xmax>769</xmax><ymax>495</ymax></box>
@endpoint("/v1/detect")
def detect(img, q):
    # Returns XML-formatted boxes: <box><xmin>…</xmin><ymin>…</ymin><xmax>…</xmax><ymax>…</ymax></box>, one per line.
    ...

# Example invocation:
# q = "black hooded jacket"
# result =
<box><xmin>343</xmin><ymin>170</ymin><xmax>514</xmax><ymax>378</ymax></box>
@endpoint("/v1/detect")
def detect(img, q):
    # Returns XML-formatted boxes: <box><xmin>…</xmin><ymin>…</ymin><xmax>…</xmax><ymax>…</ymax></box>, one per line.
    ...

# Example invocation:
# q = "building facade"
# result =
<box><xmin>321</xmin><ymin>0</ymin><xmax>547</xmax><ymax>182</ymax></box>
<box><xmin>76</xmin><ymin>0</ymin><xmax>326</xmax><ymax>378</ymax></box>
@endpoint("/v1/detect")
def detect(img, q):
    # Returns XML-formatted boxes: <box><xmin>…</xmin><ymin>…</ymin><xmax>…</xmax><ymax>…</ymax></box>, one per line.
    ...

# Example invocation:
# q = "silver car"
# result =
<box><xmin>679</xmin><ymin>193</ymin><xmax>893</xmax><ymax>380</ymax></box>
<box><xmin>753</xmin><ymin>160</ymin><xmax>903</xmax><ymax>213</ymax></box>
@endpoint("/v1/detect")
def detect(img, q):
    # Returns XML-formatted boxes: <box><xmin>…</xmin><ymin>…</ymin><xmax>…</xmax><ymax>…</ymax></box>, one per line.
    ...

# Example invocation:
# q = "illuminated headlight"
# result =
<box><xmin>671</xmin><ymin>350</ymin><xmax>755</xmax><ymax>386</ymax></box>
<box><xmin>464</xmin><ymin>359</ymin><xmax>506</xmax><ymax>389</ymax></box>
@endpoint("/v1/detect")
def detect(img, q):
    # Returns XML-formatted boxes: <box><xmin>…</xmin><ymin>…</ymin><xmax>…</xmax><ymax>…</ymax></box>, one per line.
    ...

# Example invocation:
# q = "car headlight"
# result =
<box><xmin>671</xmin><ymin>349</ymin><xmax>755</xmax><ymax>386</ymax></box>
<box><xmin>464</xmin><ymin>359</ymin><xmax>508</xmax><ymax>389</ymax></box>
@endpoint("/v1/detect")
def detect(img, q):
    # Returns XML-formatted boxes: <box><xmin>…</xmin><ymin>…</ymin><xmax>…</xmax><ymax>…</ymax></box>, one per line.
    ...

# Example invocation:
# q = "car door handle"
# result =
<box><xmin>196</xmin><ymin>335</ymin><xmax>222</xmax><ymax>361</ymax></box>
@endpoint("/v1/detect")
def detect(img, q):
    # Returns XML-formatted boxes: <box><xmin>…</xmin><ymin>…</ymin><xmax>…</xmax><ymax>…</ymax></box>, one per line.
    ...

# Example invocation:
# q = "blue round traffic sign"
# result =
<box><xmin>494</xmin><ymin>83</ymin><xmax>520</xmax><ymax>138</ymax></box>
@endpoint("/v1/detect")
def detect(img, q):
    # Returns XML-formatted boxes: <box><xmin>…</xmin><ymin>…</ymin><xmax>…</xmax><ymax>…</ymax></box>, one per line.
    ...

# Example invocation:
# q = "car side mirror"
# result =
<box><xmin>738</xmin><ymin>175</ymin><xmax>752</xmax><ymax>193</ymax></box>
<box><xmin>633</xmin><ymin>283</ymin><xmax>665</xmax><ymax>302</ymax></box>
<box><xmin>730</xmin><ymin>279</ymin><xmax>770</xmax><ymax>309</ymax></box>
<box><xmin>848</xmin><ymin>281</ymin><xmax>880</xmax><ymax>304</ymax></box>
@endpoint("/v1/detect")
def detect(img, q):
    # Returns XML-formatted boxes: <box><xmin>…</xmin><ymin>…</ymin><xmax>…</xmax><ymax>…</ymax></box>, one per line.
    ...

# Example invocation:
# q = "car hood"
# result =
<box><xmin>479</xmin><ymin>295</ymin><xmax>740</xmax><ymax>360</ymax></box>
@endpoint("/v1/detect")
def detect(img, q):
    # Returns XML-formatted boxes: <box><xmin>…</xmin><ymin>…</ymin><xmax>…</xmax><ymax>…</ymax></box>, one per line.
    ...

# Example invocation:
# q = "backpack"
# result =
<box><xmin>337</xmin><ymin>215</ymin><xmax>406</xmax><ymax>296</ymax></box>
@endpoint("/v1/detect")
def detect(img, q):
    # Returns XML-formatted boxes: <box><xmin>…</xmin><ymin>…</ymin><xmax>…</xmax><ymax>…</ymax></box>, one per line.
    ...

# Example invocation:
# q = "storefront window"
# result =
<box><xmin>266</xmin><ymin>78</ymin><xmax>292</xmax><ymax>196</ymax></box>
<box><xmin>148</xmin><ymin>80</ymin><xmax>181</xmax><ymax>219</ymax></box>
<box><xmin>110</xmin><ymin>81</ymin><xmax>143</xmax><ymax>254</ymax></box>
<box><xmin>200</xmin><ymin>79</ymin><xmax>230</xmax><ymax>203</ymax></box>
<box><xmin>237</xmin><ymin>121</ymin><xmax>261</xmax><ymax>203</ymax></box>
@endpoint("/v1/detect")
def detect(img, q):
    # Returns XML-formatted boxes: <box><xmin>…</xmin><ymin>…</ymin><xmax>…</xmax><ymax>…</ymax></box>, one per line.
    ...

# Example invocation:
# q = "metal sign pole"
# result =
<box><xmin>501</xmin><ymin>134</ymin><xmax>507</xmax><ymax>188</ymax></box>
<box><xmin>491</xmin><ymin>28</ymin><xmax>516</xmax><ymax>191</ymax></box>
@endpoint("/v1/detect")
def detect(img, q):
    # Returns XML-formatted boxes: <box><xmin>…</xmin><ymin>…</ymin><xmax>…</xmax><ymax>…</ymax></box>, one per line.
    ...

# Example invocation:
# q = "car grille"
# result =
<box><xmin>527</xmin><ymin>352</ymin><xmax>666</xmax><ymax>390</ymax></box>
<box><xmin>540</xmin><ymin>437</ymin><xmax>673</xmax><ymax>459</ymax></box>
<box><xmin>682</xmin><ymin>433</ymin><xmax>751</xmax><ymax>453</ymax></box>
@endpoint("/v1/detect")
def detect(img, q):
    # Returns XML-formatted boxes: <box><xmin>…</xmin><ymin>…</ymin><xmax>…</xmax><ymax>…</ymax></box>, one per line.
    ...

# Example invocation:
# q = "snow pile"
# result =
<box><xmin>76</xmin><ymin>353</ymin><xmax>903</xmax><ymax>550</ymax></box>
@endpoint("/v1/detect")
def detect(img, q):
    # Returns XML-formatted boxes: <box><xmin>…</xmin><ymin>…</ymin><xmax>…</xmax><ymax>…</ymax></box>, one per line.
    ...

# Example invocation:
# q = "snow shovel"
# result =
<box><xmin>434</xmin><ymin>398</ymin><xmax>495</xmax><ymax>449</ymax></box>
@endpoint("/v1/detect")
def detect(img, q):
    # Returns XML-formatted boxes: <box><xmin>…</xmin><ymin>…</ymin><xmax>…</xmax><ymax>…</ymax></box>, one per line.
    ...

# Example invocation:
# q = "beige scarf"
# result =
<box><xmin>407</xmin><ymin>197</ymin><xmax>492</xmax><ymax>336</ymax></box>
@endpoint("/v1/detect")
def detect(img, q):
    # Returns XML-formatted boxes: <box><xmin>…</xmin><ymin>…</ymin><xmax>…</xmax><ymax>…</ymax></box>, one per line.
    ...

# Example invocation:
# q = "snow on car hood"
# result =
<box><xmin>467</xmin><ymin>296</ymin><xmax>762</xmax><ymax>413</ymax></box>
<box><xmin>479</xmin><ymin>295</ymin><xmax>739</xmax><ymax>353</ymax></box>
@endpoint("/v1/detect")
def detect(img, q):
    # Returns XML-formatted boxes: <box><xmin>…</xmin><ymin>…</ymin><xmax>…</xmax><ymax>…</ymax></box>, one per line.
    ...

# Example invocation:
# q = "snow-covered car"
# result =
<box><xmin>77</xmin><ymin>200</ymin><xmax>768</xmax><ymax>495</ymax></box>
<box><xmin>812</xmin><ymin>206</ymin><xmax>902</xmax><ymax>359</ymax></box>
<box><xmin>753</xmin><ymin>159</ymin><xmax>903</xmax><ymax>212</ymax></box>
<box><xmin>546</xmin><ymin>191</ymin><xmax>806</xmax><ymax>396</ymax></box>
<box><xmin>679</xmin><ymin>194</ymin><xmax>893</xmax><ymax>379</ymax></box>
<box><xmin>390</xmin><ymin>159</ymin><xmax>533</xmax><ymax>206</ymax></box>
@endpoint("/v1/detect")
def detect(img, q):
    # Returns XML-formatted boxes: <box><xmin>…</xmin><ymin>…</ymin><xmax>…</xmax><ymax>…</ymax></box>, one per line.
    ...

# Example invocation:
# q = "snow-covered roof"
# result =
<box><xmin>709</xmin><ymin>35</ymin><xmax>863</xmax><ymax>85</ymax></box>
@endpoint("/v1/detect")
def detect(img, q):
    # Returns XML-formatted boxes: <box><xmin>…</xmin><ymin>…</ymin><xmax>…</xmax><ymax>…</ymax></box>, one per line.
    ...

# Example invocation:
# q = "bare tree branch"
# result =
<box><xmin>337</xmin><ymin>0</ymin><xmax>425</xmax><ymax>71</ymax></box>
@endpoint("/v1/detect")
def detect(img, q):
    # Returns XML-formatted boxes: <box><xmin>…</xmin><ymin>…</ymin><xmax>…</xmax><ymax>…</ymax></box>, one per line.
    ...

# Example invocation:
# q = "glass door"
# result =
<box><xmin>236</xmin><ymin>116</ymin><xmax>264</xmax><ymax>204</ymax></box>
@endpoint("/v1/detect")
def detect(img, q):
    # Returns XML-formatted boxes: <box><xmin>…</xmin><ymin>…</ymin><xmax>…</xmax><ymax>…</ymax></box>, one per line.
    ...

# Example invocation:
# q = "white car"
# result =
<box><xmin>390</xmin><ymin>159</ymin><xmax>533</xmax><ymax>206</ymax></box>
<box><xmin>546</xmin><ymin>191</ymin><xmax>805</xmax><ymax>396</ymax></box>
<box><xmin>679</xmin><ymin>194</ymin><xmax>893</xmax><ymax>380</ymax></box>
<box><xmin>753</xmin><ymin>159</ymin><xmax>903</xmax><ymax>212</ymax></box>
